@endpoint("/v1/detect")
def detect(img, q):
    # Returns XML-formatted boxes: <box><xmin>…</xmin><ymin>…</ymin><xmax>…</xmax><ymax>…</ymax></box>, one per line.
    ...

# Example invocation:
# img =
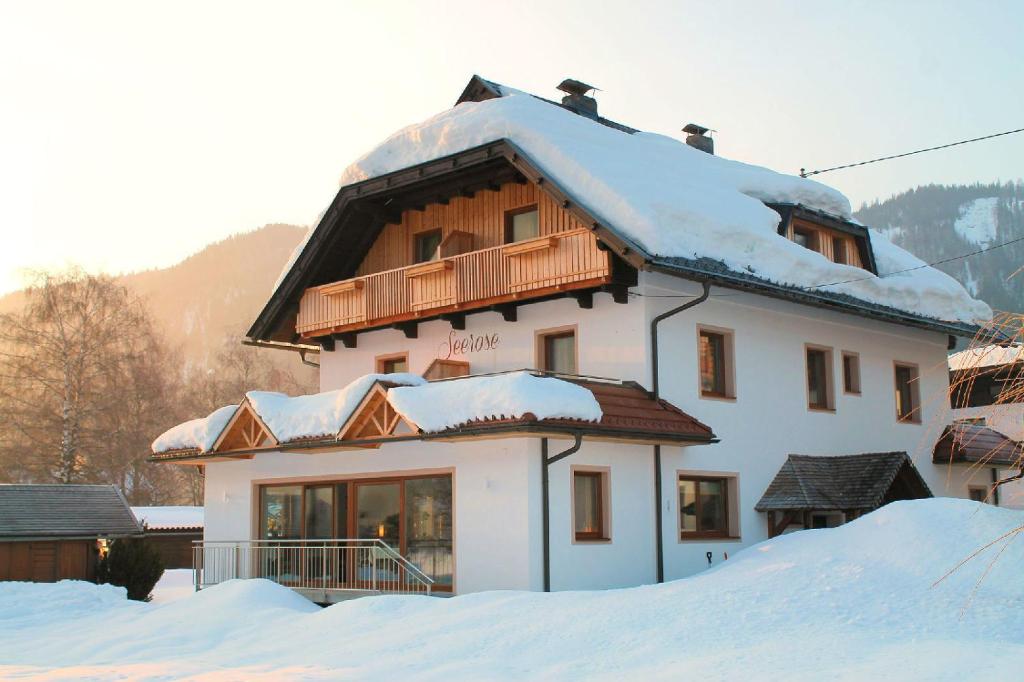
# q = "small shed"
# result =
<box><xmin>755</xmin><ymin>452</ymin><xmax>932</xmax><ymax>537</ymax></box>
<box><xmin>132</xmin><ymin>507</ymin><xmax>204</xmax><ymax>569</ymax></box>
<box><xmin>0</xmin><ymin>484</ymin><xmax>142</xmax><ymax>582</ymax></box>
<box><xmin>932</xmin><ymin>423</ymin><xmax>1022</xmax><ymax>468</ymax></box>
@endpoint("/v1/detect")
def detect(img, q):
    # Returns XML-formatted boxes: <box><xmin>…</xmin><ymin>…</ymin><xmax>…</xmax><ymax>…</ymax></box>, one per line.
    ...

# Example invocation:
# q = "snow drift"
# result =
<box><xmin>2</xmin><ymin>498</ymin><xmax>1021</xmax><ymax>680</ymax></box>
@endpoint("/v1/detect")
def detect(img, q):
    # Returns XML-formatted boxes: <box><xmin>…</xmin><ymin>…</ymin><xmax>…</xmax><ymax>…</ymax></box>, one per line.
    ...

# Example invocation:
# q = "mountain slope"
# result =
<box><xmin>855</xmin><ymin>181</ymin><xmax>1024</xmax><ymax>314</ymax></box>
<box><xmin>0</xmin><ymin>223</ymin><xmax>309</xmax><ymax>372</ymax></box>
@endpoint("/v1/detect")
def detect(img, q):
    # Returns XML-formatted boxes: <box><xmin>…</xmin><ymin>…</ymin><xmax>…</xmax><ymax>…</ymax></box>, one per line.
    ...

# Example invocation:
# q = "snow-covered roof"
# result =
<box><xmin>387</xmin><ymin>372</ymin><xmax>602</xmax><ymax>432</ymax></box>
<box><xmin>949</xmin><ymin>344</ymin><xmax>1024</xmax><ymax>371</ymax></box>
<box><xmin>150</xmin><ymin>405</ymin><xmax>237</xmax><ymax>454</ymax></box>
<box><xmin>132</xmin><ymin>506</ymin><xmax>204</xmax><ymax>531</ymax></box>
<box><xmin>151</xmin><ymin>371</ymin><xmax>606</xmax><ymax>455</ymax></box>
<box><xmin>274</xmin><ymin>83</ymin><xmax>989</xmax><ymax>326</ymax></box>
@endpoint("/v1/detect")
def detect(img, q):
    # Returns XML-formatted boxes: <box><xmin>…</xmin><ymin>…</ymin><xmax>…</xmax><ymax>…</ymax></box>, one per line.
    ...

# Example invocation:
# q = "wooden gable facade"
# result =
<box><xmin>210</xmin><ymin>401</ymin><xmax>277</xmax><ymax>453</ymax></box>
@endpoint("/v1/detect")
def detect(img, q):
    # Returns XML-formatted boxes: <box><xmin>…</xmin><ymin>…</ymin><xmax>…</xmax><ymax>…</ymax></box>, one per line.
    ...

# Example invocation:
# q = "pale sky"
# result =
<box><xmin>1</xmin><ymin>0</ymin><xmax>1021</xmax><ymax>295</ymax></box>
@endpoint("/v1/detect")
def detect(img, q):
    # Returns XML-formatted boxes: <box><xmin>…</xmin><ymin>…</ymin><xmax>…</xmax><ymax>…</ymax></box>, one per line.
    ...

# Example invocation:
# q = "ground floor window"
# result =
<box><xmin>678</xmin><ymin>476</ymin><xmax>730</xmax><ymax>538</ymax></box>
<box><xmin>572</xmin><ymin>469</ymin><xmax>609</xmax><ymax>541</ymax></box>
<box><xmin>968</xmin><ymin>485</ymin><xmax>990</xmax><ymax>504</ymax></box>
<box><xmin>258</xmin><ymin>474</ymin><xmax>453</xmax><ymax>587</ymax></box>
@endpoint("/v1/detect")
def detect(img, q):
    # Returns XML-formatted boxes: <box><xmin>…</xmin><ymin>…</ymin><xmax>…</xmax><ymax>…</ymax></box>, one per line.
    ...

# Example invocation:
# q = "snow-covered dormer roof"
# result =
<box><xmin>253</xmin><ymin>76</ymin><xmax>990</xmax><ymax>342</ymax></box>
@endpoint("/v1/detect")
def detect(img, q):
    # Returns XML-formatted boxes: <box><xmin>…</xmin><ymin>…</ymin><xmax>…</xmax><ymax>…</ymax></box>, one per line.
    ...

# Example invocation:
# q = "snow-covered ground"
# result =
<box><xmin>149</xmin><ymin>569</ymin><xmax>195</xmax><ymax>605</ymax></box>
<box><xmin>1</xmin><ymin>499</ymin><xmax>1021</xmax><ymax>681</ymax></box>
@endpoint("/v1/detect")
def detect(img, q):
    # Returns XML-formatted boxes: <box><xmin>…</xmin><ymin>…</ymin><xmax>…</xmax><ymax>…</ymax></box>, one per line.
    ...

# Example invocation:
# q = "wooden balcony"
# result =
<box><xmin>297</xmin><ymin>229</ymin><xmax>612</xmax><ymax>338</ymax></box>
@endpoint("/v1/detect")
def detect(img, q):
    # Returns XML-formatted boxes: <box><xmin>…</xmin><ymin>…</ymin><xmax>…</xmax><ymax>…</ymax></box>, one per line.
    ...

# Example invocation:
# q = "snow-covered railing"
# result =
<box><xmin>193</xmin><ymin>539</ymin><xmax>434</xmax><ymax>598</ymax></box>
<box><xmin>296</xmin><ymin>228</ymin><xmax>611</xmax><ymax>337</ymax></box>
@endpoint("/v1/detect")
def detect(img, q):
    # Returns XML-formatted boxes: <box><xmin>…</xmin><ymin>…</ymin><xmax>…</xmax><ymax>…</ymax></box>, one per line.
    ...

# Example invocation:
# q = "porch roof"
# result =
<box><xmin>932</xmin><ymin>423</ymin><xmax>1023</xmax><ymax>467</ymax></box>
<box><xmin>150</xmin><ymin>371</ymin><xmax>717</xmax><ymax>464</ymax></box>
<box><xmin>755</xmin><ymin>452</ymin><xmax>932</xmax><ymax>513</ymax></box>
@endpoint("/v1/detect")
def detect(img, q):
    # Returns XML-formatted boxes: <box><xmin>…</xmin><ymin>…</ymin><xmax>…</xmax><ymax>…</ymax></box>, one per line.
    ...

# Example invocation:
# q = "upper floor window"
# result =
<box><xmin>537</xmin><ymin>327</ymin><xmax>577</xmax><ymax>374</ymax></box>
<box><xmin>787</xmin><ymin>219</ymin><xmax>863</xmax><ymax>268</ymax></box>
<box><xmin>894</xmin><ymin>362</ymin><xmax>921</xmax><ymax>423</ymax></box>
<box><xmin>793</xmin><ymin>225</ymin><xmax>818</xmax><ymax>251</ymax></box>
<box><xmin>376</xmin><ymin>353</ymin><xmax>409</xmax><ymax>374</ymax></box>
<box><xmin>505</xmin><ymin>205</ymin><xmax>539</xmax><ymax>243</ymax></box>
<box><xmin>806</xmin><ymin>345</ymin><xmax>835</xmax><ymax>411</ymax></box>
<box><xmin>842</xmin><ymin>351</ymin><xmax>861</xmax><ymax>395</ymax></box>
<box><xmin>413</xmin><ymin>229</ymin><xmax>442</xmax><ymax>264</ymax></box>
<box><xmin>698</xmin><ymin>326</ymin><xmax>735</xmax><ymax>399</ymax></box>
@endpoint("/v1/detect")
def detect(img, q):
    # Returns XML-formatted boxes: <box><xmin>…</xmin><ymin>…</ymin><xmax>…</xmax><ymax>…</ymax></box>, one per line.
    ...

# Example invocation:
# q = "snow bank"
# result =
<box><xmin>132</xmin><ymin>506</ymin><xmax>203</xmax><ymax>530</ymax></box>
<box><xmin>328</xmin><ymin>92</ymin><xmax>988</xmax><ymax>324</ymax></box>
<box><xmin>1</xmin><ymin>499</ymin><xmax>1022</xmax><ymax>680</ymax></box>
<box><xmin>949</xmin><ymin>343</ymin><xmax>1024</xmax><ymax>371</ymax></box>
<box><xmin>387</xmin><ymin>371</ymin><xmax>602</xmax><ymax>432</ymax></box>
<box><xmin>150</xmin><ymin>404</ymin><xmax>236</xmax><ymax>454</ymax></box>
<box><xmin>246</xmin><ymin>372</ymin><xmax>426</xmax><ymax>442</ymax></box>
<box><xmin>149</xmin><ymin>569</ymin><xmax>196</xmax><ymax>605</ymax></box>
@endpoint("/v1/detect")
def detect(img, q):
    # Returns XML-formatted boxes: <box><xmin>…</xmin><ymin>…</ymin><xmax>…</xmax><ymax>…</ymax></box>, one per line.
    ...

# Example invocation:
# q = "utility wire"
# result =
<box><xmin>800</xmin><ymin>127</ymin><xmax>1024</xmax><ymax>178</ymax></box>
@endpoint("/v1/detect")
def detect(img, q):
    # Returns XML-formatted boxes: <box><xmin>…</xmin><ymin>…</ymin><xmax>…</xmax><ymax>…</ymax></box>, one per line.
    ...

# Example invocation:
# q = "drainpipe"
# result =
<box><xmin>991</xmin><ymin>467</ymin><xmax>1001</xmax><ymax>506</ymax></box>
<box><xmin>541</xmin><ymin>433</ymin><xmax>584</xmax><ymax>592</ymax></box>
<box><xmin>650</xmin><ymin>279</ymin><xmax>711</xmax><ymax>583</ymax></box>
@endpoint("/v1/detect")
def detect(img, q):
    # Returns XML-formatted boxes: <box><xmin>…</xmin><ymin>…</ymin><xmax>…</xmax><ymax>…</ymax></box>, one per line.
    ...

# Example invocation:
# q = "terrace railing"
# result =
<box><xmin>193</xmin><ymin>539</ymin><xmax>434</xmax><ymax>598</ymax></box>
<box><xmin>296</xmin><ymin>228</ymin><xmax>612</xmax><ymax>337</ymax></box>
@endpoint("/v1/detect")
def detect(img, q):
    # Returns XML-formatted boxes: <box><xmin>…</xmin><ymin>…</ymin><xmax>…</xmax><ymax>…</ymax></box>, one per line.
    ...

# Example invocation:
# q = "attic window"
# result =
<box><xmin>793</xmin><ymin>226</ymin><xmax>818</xmax><ymax>251</ymax></box>
<box><xmin>788</xmin><ymin>219</ymin><xmax>865</xmax><ymax>269</ymax></box>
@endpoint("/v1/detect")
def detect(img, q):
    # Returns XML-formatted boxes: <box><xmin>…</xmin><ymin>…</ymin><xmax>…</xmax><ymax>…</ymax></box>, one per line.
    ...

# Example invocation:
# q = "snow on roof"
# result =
<box><xmin>312</xmin><ymin>90</ymin><xmax>988</xmax><ymax>324</ymax></box>
<box><xmin>131</xmin><ymin>506</ymin><xmax>204</xmax><ymax>530</ymax></box>
<box><xmin>151</xmin><ymin>404</ymin><xmax>237</xmax><ymax>454</ymax></box>
<box><xmin>246</xmin><ymin>372</ymin><xmax>426</xmax><ymax>443</ymax></box>
<box><xmin>948</xmin><ymin>343</ymin><xmax>1024</xmax><ymax>371</ymax></box>
<box><xmin>387</xmin><ymin>371</ymin><xmax>602</xmax><ymax>433</ymax></box>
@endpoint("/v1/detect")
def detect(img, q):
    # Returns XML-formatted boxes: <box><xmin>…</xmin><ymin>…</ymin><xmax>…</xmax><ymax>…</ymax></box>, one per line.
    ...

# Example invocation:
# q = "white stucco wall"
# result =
<box><xmin>206</xmin><ymin>267</ymin><xmax>995</xmax><ymax>592</ymax></box>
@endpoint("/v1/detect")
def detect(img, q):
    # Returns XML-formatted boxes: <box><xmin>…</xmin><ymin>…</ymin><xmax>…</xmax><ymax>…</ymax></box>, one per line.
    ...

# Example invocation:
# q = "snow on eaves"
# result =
<box><xmin>246</xmin><ymin>372</ymin><xmax>426</xmax><ymax>443</ymax></box>
<box><xmin>329</xmin><ymin>92</ymin><xmax>990</xmax><ymax>324</ymax></box>
<box><xmin>949</xmin><ymin>343</ymin><xmax>1024</xmax><ymax>371</ymax></box>
<box><xmin>387</xmin><ymin>371</ymin><xmax>602</xmax><ymax>433</ymax></box>
<box><xmin>151</xmin><ymin>404</ymin><xmax>237</xmax><ymax>454</ymax></box>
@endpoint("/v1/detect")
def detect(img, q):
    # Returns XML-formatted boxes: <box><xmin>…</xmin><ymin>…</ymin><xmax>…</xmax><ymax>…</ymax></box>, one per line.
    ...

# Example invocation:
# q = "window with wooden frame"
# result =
<box><xmin>504</xmin><ymin>205</ymin><xmax>540</xmax><ymax>243</ymax></box>
<box><xmin>787</xmin><ymin>218</ymin><xmax>865</xmax><ymax>268</ymax></box>
<box><xmin>841</xmin><ymin>351</ymin><xmax>861</xmax><ymax>395</ymax></box>
<box><xmin>806</xmin><ymin>345</ymin><xmax>835</xmax><ymax>411</ymax></box>
<box><xmin>832</xmin><ymin>236</ymin><xmax>849</xmax><ymax>265</ymax></box>
<box><xmin>698</xmin><ymin>326</ymin><xmax>735</xmax><ymax>399</ymax></box>
<box><xmin>792</xmin><ymin>225</ymin><xmax>819</xmax><ymax>252</ymax></box>
<box><xmin>968</xmin><ymin>485</ymin><xmax>990</xmax><ymax>504</ymax></box>
<box><xmin>537</xmin><ymin>327</ymin><xmax>577</xmax><ymax>375</ymax></box>
<box><xmin>413</xmin><ymin>229</ymin><xmax>443</xmax><ymax>264</ymax></box>
<box><xmin>422</xmin><ymin>358</ymin><xmax>470</xmax><ymax>381</ymax></box>
<box><xmin>572</xmin><ymin>469</ymin><xmax>609</xmax><ymax>541</ymax></box>
<box><xmin>376</xmin><ymin>352</ymin><xmax>409</xmax><ymax>374</ymax></box>
<box><xmin>894</xmin><ymin>361</ymin><xmax>922</xmax><ymax>423</ymax></box>
<box><xmin>678</xmin><ymin>476</ymin><xmax>729</xmax><ymax>538</ymax></box>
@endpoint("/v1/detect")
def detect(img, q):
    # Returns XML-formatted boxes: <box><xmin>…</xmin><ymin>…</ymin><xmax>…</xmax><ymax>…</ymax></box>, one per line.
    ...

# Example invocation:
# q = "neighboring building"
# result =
<box><xmin>0</xmin><ymin>485</ymin><xmax>142</xmax><ymax>582</ymax></box>
<box><xmin>944</xmin><ymin>344</ymin><xmax>1024</xmax><ymax>508</ymax></box>
<box><xmin>133</xmin><ymin>507</ymin><xmax>204</xmax><ymax>569</ymax></box>
<box><xmin>152</xmin><ymin>76</ymin><xmax>993</xmax><ymax>600</ymax></box>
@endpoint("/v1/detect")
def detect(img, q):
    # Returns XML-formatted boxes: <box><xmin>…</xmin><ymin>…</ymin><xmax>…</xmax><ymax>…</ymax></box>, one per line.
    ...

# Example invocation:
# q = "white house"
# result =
<box><xmin>152</xmin><ymin>76</ymin><xmax>995</xmax><ymax>601</ymax></box>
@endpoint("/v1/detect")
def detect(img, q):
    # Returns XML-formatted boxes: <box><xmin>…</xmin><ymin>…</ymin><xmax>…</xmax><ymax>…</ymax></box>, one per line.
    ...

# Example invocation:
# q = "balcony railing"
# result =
<box><xmin>193</xmin><ymin>539</ymin><xmax>434</xmax><ymax>600</ymax></box>
<box><xmin>297</xmin><ymin>228</ymin><xmax>612</xmax><ymax>337</ymax></box>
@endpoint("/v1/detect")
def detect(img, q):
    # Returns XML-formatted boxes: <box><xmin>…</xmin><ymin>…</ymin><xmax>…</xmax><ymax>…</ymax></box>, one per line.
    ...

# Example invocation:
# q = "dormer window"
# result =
<box><xmin>786</xmin><ymin>217</ymin><xmax>865</xmax><ymax>269</ymax></box>
<box><xmin>793</xmin><ymin>225</ymin><xmax>817</xmax><ymax>251</ymax></box>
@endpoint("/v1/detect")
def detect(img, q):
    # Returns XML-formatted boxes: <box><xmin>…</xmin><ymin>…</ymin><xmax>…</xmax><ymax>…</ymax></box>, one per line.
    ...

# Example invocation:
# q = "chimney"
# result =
<box><xmin>683</xmin><ymin>123</ymin><xmax>714</xmax><ymax>154</ymax></box>
<box><xmin>557</xmin><ymin>79</ymin><xmax>598</xmax><ymax>119</ymax></box>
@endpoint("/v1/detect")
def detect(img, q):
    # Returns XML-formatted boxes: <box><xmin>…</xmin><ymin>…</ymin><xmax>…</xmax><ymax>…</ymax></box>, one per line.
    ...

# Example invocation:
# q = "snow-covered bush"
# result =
<box><xmin>96</xmin><ymin>536</ymin><xmax>165</xmax><ymax>602</ymax></box>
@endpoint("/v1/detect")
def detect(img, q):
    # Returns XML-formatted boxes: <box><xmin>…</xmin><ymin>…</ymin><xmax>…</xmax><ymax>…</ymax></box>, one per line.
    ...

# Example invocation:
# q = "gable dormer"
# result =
<box><xmin>771</xmin><ymin>204</ymin><xmax>878</xmax><ymax>274</ymax></box>
<box><xmin>210</xmin><ymin>401</ymin><xmax>278</xmax><ymax>453</ymax></box>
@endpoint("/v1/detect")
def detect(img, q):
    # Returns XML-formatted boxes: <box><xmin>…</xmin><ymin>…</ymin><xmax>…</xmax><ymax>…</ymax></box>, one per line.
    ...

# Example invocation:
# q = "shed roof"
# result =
<box><xmin>0</xmin><ymin>484</ymin><xmax>143</xmax><ymax>539</ymax></box>
<box><xmin>932</xmin><ymin>423</ymin><xmax>1022</xmax><ymax>467</ymax></box>
<box><xmin>755</xmin><ymin>452</ymin><xmax>932</xmax><ymax>512</ymax></box>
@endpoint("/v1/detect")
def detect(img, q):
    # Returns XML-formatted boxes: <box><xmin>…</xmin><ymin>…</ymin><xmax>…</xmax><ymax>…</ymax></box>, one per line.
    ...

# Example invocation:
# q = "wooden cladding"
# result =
<box><xmin>297</xmin><ymin>229</ymin><xmax>612</xmax><ymax>338</ymax></box>
<box><xmin>786</xmin><ymin>218</ymin><xmax>864</xmax><ymax>268</ymax></box>
<box><xmin>356</xmin><ymin>182</ymin><xmax>585</xmax><ymax>276</ymax></box>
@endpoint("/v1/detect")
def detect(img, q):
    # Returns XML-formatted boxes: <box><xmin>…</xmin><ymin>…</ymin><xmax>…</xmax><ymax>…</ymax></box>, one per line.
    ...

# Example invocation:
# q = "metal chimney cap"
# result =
<box><xmin>557</xmin><ymin>79</ymin><xmax>597</xmax><ymax>97</ymax></box>
<box><xmin>682</xmin><ymin>123</ymin><xmax>711</xmax><ymax>136</ymax></box>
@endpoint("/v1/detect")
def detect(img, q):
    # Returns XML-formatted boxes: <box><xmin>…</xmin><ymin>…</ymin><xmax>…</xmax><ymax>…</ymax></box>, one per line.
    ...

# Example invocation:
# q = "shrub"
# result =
<box><xmin>97</xmin><ymin>536</ymin><xmax>165</xmax><ymax>602</ymax></box>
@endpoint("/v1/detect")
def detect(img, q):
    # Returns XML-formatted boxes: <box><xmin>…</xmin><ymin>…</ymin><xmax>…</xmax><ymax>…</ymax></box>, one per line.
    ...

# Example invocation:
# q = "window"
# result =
<box><xmin>537</xmin><ymin>327</ymin><xmax>577</xmax><ymax>374</ymax></box>
<box><xmin>679</xmin><ymin>476</ymin><xmax>729</xmax><ymax>538</ymax></box>
<box><xmin>832</xmin><ymin>236</ymin><xmax>848</xmax><ymax>265</ymax></box>
<box><xmin>894</xmin><ymin>362</ymin><xmax>921</xmax><ymax>423</ymax></box>
<box><xmin>413</xmin><ymin>229</ymin><xmax>442</xmax><ymax>264</ymax></box>
<box><xmin>842</xmin><ymin>352</ymin><xmax>861</xmax><ymax>395</ymax></box>
<box><xmin>968</xmin><ymin>486</ymin><xmax>989</xmax><ymax>504</ymax></box>
<box><xmin>376</xmin><ymin>353</ymin><xmax>409</xmax><ymax>374</ymax></box>
<box><xmin>505</xmin><ymin>206</ymin><xmax>540</xmax><ymax>243</ymax></box>
<box><xmin>806</xmin><ymin>345</ymin><xmax>835</xmax><ymax>411</ymax></box>
<box><xmin>698</xmin><ymin>327</ymin><xmax>735</xmax><ymax>399</ymax></box>
<box><xmin>572</xmin><ymin>470</ymin><xmax>608</xmax><ymax>541</ymax></box>
<box><xmin>260</xmin><ymin>485</ymin><xmax>303</xmax><ymax>539</ymax></box>
<box><xmin>793</xmin><ymin>226</ymin><xmax>818</xmax><ymax>251</ymax></box>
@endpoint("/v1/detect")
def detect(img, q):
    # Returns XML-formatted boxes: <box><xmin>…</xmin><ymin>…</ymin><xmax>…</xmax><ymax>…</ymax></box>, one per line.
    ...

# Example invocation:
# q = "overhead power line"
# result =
<box><xmin>800</xmin><ymin>127</ymin><xmax>1024</xmax><ymax>178</ymax></box>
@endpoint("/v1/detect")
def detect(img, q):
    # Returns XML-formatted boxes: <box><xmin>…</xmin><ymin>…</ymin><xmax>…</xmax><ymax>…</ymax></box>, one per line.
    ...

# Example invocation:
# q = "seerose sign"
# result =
<box><xmin>440</xmin><ymin>330</ymin><xmax>500</xmax><ymax>359</ymax></box>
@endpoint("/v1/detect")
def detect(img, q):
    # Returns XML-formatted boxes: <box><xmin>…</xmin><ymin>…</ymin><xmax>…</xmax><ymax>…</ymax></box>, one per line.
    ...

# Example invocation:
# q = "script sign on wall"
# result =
<box><xmin>439</xmin><ymin>330</ymin><xmax>501</xmax><ymax>359</ymax></box>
